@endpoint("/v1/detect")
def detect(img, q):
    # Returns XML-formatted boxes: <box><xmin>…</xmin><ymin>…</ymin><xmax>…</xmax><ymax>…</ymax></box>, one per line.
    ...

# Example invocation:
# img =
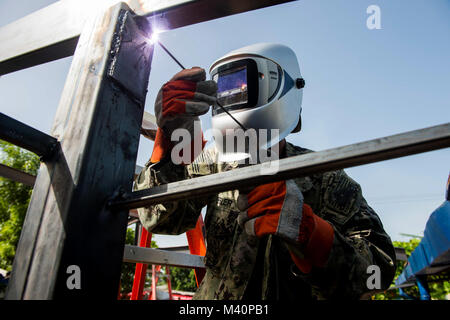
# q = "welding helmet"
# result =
<box><xmin>209</xmin><ymin>43</ymin><xmax>305</xmax><ymax>161</ymax></box>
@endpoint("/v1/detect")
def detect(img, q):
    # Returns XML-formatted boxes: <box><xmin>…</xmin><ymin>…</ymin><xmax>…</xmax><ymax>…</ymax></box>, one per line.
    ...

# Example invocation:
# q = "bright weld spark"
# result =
<box><xmin>147</xmin><ymin>28</ymin><xmax>163</xmax><ymax>45</ymax></box>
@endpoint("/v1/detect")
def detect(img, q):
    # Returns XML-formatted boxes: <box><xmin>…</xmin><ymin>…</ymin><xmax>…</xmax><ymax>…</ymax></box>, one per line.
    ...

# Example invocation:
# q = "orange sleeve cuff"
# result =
<box><xmin>150</xmin><ymin>127</ymin><xmax>206</xmax><ymax>164</ymax></box>
<box><xmin>150</xmin><ymin>128</ymin><xmax>172</xmax><ymax>163</ymax></box>
<box><xmin>290</xmin><ymin>212</ymin><xmax>335</xmax><ymax>274</ymax></box>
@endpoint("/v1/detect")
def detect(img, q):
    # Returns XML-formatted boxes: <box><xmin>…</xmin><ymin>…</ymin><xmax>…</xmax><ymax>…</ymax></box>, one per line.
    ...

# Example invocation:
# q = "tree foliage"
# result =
<box><xmin>374</xmin><ymin>238</ymin><xmax>450</xmax><ymax>300</ymax></box>
<box><xmin>118</xmin><ymin>228</ymin><xmax>139</xmax><ymax>296</ymax></box>
<box><xmin>0</xmin><ymin>141</ymin><xmax>40</xmax><ymax>271</ymax></box>
<box><xmin>168</xmin><ymin>267</ymin><xmax>197</xmax><ymax>293</ymax></box>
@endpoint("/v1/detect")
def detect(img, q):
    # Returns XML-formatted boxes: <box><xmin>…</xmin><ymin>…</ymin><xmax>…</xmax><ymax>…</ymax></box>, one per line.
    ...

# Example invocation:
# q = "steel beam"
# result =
<box><xmin>110</xmin><ymin>122</ymin><xmax>450</xmax><ymax>210</ymax></box>
<box><xmin>6</xmin><ymin>3</ymin><xmax>153</xmax><ymax>299</ymax></box>
<box><xmin>123</xmin><ymin>245</ymin><xmax>205</xmax><ymax>269</ymax></box>
<box><xmin>0</xmin><ymin>164</ymin><xmax>36</xmax><ymax>187</ymax></box>
<box><xmin>0</xmin><ymin>164</ymin><xmax>143</xmax><ymax>190</ymax></box>
<box><xmin>141</xmin><ymin>111</ymin><xmax>157</xmax><ymax>141</ymax></box>
<box><xmin>0</xmin><ymin>0</ymin><xmax>83</xmax><ymax>76</ymax></box>
<box><xmin>0</xmin><ymin>0</ymin><xmax>295</xmax><ymax>75</ymax></box>
<box><xmin>0</xmin><ymin>112</ymin><xmax>57</xmax><ymax>160</ymax></box>
<box><xmin>395</xmin><ymin>247</ymin><xmax>407</xmax><ymax>262</ymax></box>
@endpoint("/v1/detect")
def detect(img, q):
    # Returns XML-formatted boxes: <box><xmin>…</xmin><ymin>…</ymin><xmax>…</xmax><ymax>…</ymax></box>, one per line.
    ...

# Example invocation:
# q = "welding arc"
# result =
<box><xmin>156</xmin><ymin>40</ymin><xmax>247</xmax><ymax>131</ymax></box>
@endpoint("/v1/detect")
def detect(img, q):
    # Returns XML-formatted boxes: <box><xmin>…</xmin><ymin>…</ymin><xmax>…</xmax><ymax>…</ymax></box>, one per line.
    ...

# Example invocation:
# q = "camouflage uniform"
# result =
<box><xmin>134</xmin><ymin>142</ymin><xmax>396</xmax><ymax>300</ymax></box>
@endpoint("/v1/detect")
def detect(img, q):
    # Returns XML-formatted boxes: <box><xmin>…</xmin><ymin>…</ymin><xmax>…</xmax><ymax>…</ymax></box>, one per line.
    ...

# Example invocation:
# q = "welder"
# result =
<box><xmin>134</xmin><ymin>43</ymin><xmax>396</xmax><ymax>300</ymax></box>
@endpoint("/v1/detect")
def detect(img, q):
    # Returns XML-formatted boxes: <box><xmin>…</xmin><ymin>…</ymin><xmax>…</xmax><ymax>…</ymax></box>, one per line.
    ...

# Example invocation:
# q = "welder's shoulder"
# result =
<box><xmin>286</xmin><ymin>142</ymin><xmax>363</xmax><ymax>225</ymax></box>
<box><xmin>319</xmin><ymin>169</ymin><xmax>363</xmax><ymax>226</ymax></box>
<box><xmin>285</xmin><ymin>142</ymin><xmax>313</xmax><ymax>156</ymax></box>
<box><xmin>285</xmin><ymin>142</ymin><xmax>319</xmax><ymax>193</ymax></box>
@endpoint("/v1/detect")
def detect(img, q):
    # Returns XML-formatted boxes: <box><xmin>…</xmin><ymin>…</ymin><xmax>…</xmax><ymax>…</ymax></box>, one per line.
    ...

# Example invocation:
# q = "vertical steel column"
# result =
<box><xmin>6</xmin><ymin>3</ymin><xmax>153</xmax><ymax>299</ymax></box>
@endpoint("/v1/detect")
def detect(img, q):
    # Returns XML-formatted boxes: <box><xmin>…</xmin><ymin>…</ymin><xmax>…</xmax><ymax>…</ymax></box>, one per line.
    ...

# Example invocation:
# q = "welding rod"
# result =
<box><xmin>157</xmin><ymin>41</ymin><xmax>247</xmax><ymax>131</ymax></box>
<box><xmin>158</xmin><ymin>41</ymin><xmax>186</xmax><ymax>70</ymax></box>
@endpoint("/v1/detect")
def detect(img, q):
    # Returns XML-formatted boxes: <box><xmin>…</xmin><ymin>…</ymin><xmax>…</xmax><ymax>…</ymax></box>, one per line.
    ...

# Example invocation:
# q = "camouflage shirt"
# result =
<box><xmin>134</xmin><ymin>142</ymin><xmax>396</xmax><ymax>300</ymax></box>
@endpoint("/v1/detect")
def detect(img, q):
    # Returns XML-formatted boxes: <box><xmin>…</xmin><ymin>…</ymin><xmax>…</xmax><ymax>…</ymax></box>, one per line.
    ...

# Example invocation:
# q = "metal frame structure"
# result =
<box><xmin>0</xmin><ymin>0</ymin><xmax>449</xmax><ymax>300</ymax></box>
<box><xmin>0</xmin><ymin>0</ymin><xmax>296</xmax><ymax>300</ymax></box>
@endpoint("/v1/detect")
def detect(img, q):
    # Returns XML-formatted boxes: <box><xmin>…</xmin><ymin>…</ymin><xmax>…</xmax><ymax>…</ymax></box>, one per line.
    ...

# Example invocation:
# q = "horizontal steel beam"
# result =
<box><xmin>0</xmin><ymin>0</ymin><xmax>82</xmax><ymax>75</ymax></box>
<box><xmin>0</xmin><ymin>164</ymin><xmax>36</xmax><ymax>187</ymax></box>
<box><xmin>395</xmin><ymin>247</ymin><xmax>407</xmax><ymax>262</ymax></box>
<box><xmin>0</xmin><ymin>0</ymin><xmax>295</xmax><ymax>75</ymax></box>
<box><xmin>158</xmin><ymin>245</ymin><xmax>190</xmax><ymax>253</ymax></box>
<box><xmin>0</xmin><ymin>163</ymin><xmax>144</xmax><ymax>190</ymax></box>
<box><xmin>0</xmin><ymin>112</ymin><xmax>57</xmax><ymax>160</ymax></box>
<box><xmin>110</xmin><ymin>122</ymin><xmax>450</xmax><ymax>210</ymax></box>
<box><xmin>134</xmin><ymin>165</ymin><xmax>143</xmax><ymax>177</ymax></box>
<box><xmin>141</xmin><ymin>111</ymin><xmax>157</xmax><ymax>141</ymax></box>
<box><xmin>123</xmin><ymin>245</ymin><xmax>205</xmax><ymax>268</ymax></box>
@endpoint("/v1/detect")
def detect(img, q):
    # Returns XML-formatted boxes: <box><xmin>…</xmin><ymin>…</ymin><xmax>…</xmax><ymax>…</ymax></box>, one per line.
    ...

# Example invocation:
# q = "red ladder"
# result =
<box><xmin>129</xmin><ymin>215</ymin><xmax>206</xmax><ymax>300</ymax></box>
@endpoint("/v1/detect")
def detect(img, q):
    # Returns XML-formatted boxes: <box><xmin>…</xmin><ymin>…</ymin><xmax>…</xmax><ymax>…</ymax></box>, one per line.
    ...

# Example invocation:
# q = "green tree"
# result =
<box><xmin>168</xmin><ymin>267</ymin><xmax>197</xmax><ymax>292</ymax></box>
<box><xmin>0</xmin><ymin>141</ymin><xmax>40</xmax><ymax>271</ymax></box>
<box><xmin>118</xmin><ymin>228</ymin><xmax>138</xmax><ymax>297</ymax></box>
<box><xmin>374</xmin><ymin>238</ymin><xmax>450</xmax><ymax>300</ymax></box>
<box><xmin>0</xmin><ymin>141</ymin><xmax>40</xmax><ymax>297</ymax></box>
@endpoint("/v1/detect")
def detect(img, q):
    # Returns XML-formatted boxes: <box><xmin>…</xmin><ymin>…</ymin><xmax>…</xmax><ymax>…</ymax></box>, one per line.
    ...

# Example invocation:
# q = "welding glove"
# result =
<box><xmin>237</xmin><ymin>180</ymin><xmax>335</xmax><ymax>273</ymax></box>
<box><xmin>150</xmin><ymin>67</ymin><xmax>217</xmax><ymax>163</ymax></box>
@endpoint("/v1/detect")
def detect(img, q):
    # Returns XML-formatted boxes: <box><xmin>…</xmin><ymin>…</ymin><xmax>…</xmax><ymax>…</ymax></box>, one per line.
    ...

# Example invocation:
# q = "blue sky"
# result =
<box><xmin>1</xmin><ymin>0</ymin><xmax>449</xmax><ymax>247</ymax></box>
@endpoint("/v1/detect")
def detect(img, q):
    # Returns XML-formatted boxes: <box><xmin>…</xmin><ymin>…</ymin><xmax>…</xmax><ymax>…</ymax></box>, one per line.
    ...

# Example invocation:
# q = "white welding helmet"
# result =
<box><xmin>209</xmin><ymin>43</ymin><xmax>305</xmax><ymax>162</ymax></box>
